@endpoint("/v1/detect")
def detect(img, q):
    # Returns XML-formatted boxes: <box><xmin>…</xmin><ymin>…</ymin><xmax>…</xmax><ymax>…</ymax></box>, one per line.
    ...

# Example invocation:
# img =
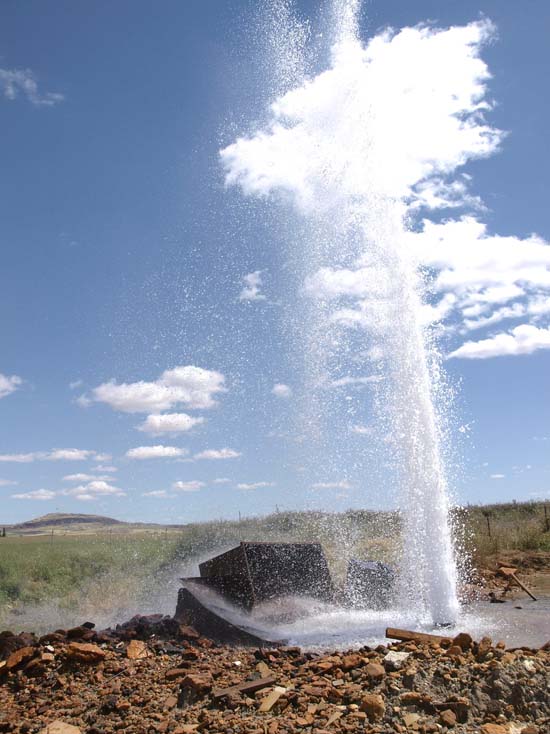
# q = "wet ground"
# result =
<box><xmin>185</xmin><ymin>580</ymin><xmax>550</xmax><ymax>650</ymax></box>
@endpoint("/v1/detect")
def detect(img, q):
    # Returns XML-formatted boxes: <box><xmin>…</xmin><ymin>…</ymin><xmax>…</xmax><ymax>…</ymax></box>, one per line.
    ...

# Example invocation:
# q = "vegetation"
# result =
<box><xmin>0</xmin><ymin>502</ymin><xmax>548</xmax><ymax>630</ymax></box>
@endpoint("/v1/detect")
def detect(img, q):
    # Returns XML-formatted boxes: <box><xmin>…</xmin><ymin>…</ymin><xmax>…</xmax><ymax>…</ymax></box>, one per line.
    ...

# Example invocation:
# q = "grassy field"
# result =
<box><xmin>0</xmin><ymin>502</ymin><xmax>548</xmax><ymax>630</ymax></box>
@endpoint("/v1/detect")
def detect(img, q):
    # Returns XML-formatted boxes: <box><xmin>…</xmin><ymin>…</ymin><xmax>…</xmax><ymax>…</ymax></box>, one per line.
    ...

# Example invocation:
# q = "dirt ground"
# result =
<box><xmin>1</xmin><ymin>607</ymin><xmax>548</xmax><ymax>734</ymax></box>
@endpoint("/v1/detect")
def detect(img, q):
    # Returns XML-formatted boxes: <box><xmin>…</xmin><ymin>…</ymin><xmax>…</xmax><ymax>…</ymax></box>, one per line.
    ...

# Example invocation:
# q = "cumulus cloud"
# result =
<box><xmin>63</xmin><ymin>473</ymin><xmax>109</xmax><ymax>483</ymax></box>
<box><xmin>490</xmin><ymin>473</ymin><xmax>505</xmax><ymax>479</ymax></box>
<box><xmin>221</xmin><ymin>17</ymin><xmax>550</xmax><ymax>361</ymax></box>
<box><xmin>172</xmin><ymin>480</ymin><xmax>205</xmax><ymax>492</ymax></box>
<box><xmin>62</xmin><ymin>480</ymin><xmax>125</xmax><ymax>500</ymax></box>
<box><xmin>95</xmin><ymin>465</ymin><xmax>118</xmax><ymax>473</ymax></box>
<box><xmin>236</xmin><ymin>481</ymin><xmax>275</xmax><ymax>490</ymax></box>
<box><xmin>311</xmin><ymin>480</ymin><xmax>352</xmax><ymax>489</ymax></box>
<box><xmin>239</xmin><ymin>270</ymin><xmax>266</xmax><ymax>302</ymax></box>
<box><xmin>47</xmin><ymin>449</ymin><xmax>96</xmax><ymax>462</ymax></box>
<box><xmin>0</xmin><ymin>68</ymin><xmax>63</xmax><ymax>106</ymax></box>
<box><xmin>194</xmin><ymin>448</ymin><xmax>242</xmax><ymax>460</ymax></box>
<box><xmin>0</xmin><ymin>448</ymin><xmax>101</xmax><ymax>463</ymax></box>
<box><xmin>221</xmin><ymin>20</ymin><xmax>500</xmax><ymax>212</ymax></box>
<box><xmin>142</xmin><ymin>490</ymin><xmax>172</xmax><ymax>498</ymax></box>
<box><xmin>0</xmin><ymin>373</ymin><xmax>22</xmax><ymax>400</ymax></box>
<box><xmin>125</xmin><ymin>446</ymin><xmax>187</xmax><ymax>460</ymax></box>
<box><xmin>137</xmin><ymin>413</ymin><xmax>205</xmax><ymax>435</ymax></box>
<box><xmin>12</xmin><ymin>489</ymin><xmax>56</xmax><ymax>501</ymax></box>
<box><xmin>448</xmin><ymin>324</ymin><xmax>550</xmax><ymax>359</ymax></box>
<box><xmin>272</xmin><ymin>383</ymin><xmax>292</xmax><ymax>398</ymax></box>
<box><xmin>87</xmin><ymin>365</ymin><xmax>226</xmax><ymax>413</ymax></box>
<box><xmin>213</xmin><ymin>477</ymin><xmax>231</xmax><ymax>484</ymax></box>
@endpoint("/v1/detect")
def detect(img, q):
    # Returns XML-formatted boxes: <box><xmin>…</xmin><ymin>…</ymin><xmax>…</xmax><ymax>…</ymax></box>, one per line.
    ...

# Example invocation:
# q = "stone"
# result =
<box><xmin>480</xmin><ymin>725</ymin><xmax>509</xmax><ymax>734</ymax></box>
<box><xmin>360</xmin><ymin>693</ymin><xmax>385</xmax><ymax>721</ymax></box>
<box><xmin>341</xmin><ymin>653</ymin><xmax>362</xmax><ymax>671</ymax></box>
<box><xmin>403</xmin><ymin>712</ymin><xmax>421</xmax><ymax>727</ymax></box>
<box><xmin>439</xmin><ymin>709</ymin><xmax>457</xmax><ymax>727</ymax></box>
<box><xmin>365</xmin><ymin>662</ymin><xmax>385</xmax><ymax>681</ymax></box>
<box><xmin>6</xmin><ymin>646</ymin><xmax>36</xmax><ymax>671</ymax></box>
<box><xmin>66</xmin><ymin>642</ymin><xmax>105</xmax><ymax>663</ymax></box>
<box><xmin>452</xmin><ymin>632</ymin><xmax>473</xmax><ymax>651</ymax></box>
<box><xmin>40</xmin><ymin>722</ymin><xmax>82</xmax><ymax>734</ymax></box>
<box><xmin>126</xmin><ymin>639</ymin><xmax>150</xmax><ymax>660</ymax></box>
<box><xmin>165</xmin><ymin>668</ymin><xmax>188</xmax><ymax>680</ymax></box>
<box><xmin>384</xmin><ymin>650</ymin><xmax>410</xmax><ymax>670</ymax></box>
<box><xmin>520</xmin><ymin>726</ymin><xmax>538</xmax><ymax>734</ymax></box>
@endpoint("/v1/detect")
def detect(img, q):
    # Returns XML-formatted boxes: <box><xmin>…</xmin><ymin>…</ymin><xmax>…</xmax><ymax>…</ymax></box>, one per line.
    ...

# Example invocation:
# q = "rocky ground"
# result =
<box><xmin>0</xmin><ymin>613</ymin><xmax>547</xmax><ymax>734</ymax></box>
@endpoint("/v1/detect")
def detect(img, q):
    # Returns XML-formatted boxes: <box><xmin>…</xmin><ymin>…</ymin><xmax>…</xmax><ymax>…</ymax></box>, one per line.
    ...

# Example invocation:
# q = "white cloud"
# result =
<box><xmin>63</xmin><ymin>473</ymin><xmax>109</xmax><ymax>483</ymax></box>
<box><xmin>0</xmin><ymin>68</ymin><xmax>63</xmax><ymax>106</ymax></box>
<box><xmin>0</xmin><ymin>453</ymin><xmax>41</xmax><ymax>464</ymax></box>
<box><xmin>62</xmin><ymin>480</ymin><xmax>125</xmax><ymax>499</ymax></box>
<box><xmin>93</xmin><ymin>453</ymin><xmax>112</xmax><ymax>462</ymax></box>
<box><xmin>311</xmin><ymin>480</ymin><xmax>352</xmax><ymax>489</ymax></box>
<box><xmin>88</xmin><ymin>365</ymin><xmax>226</xmax><ymax>413</ymax></box>
<box><xmin>142</xmin><ymin>490</ymin><xmax>171</xmax><ymax>498</ymax></box>
<box><xmin>236</xmin><ymin>481</ymin><xmax>275</xmax><ymax>490</ymax></box>
<box><xmin>172</xmin><ymin>480</ymin><xmax>205</xmax><ymax>492</ymax></box>
<box><xmin>69</xmin><ymin>379</ymin><xmax>83</xmax><ymax>390</ymax></box>
<box><xmin>95</xmin><ymin>465</ymin><xmax>118</xmax><ymax>473</ymax></box>
<box><xmin>0</xmin><ymin>448</ymin><xmax>103</xmax><ymax>463</ymax></box>
<box><xmin>221</xmin><ymin>20</ymin><xmax>500</xmax><ymax>212</ymax></box>
<box><xmin>0</xmin><ymin>373</ymin><xmax>22</xmax><ymax>400</ymax></box>
<box><xmin>0</xmin><ymin>479</ymin><xmax>17</xmax><ymax>487</ymax></box>
<box><xmin>490</xmin><ymin>473</ymin><xmax>505</xmax><ymax>479</ymax></box>
<box><xmin>47</xmin><ymin>448</ymin><xmax>96</xmax><ymax>462</ymax></box>
<box><xmin>137</xmin><ymin>412</ymin><xmax>205</xmax><ymax>435</ymax></box>
<box><xmin>272</xmin><ymin>383</ymin><xmax>292</xmax><ymax>398</ymax></box>
<box><xmin>239</xmin><ymin>270</ymin><xmax>266</xmax><ymax>302</ymax></box>
<box><xmin>448</xmin><ymin>324</ymin><xmax>550</xmax><ymax>360</ymax></box>
<box><xmin>12</xmin><ymin>489</ymin><xmax>56</xmax><ymax>501</ymax></box>
<box><xmin>221</xmin><ymin>15</ymin><xmax>550</xmax><ymax>363</ymax></box>
<box><xmin>125</xmin><ymin>445</ymin><xmax>187</xmax><ymax>460</ymax></box>
<box><xmin>194</xmin><ymin>448</ymin><xmax>242</xmax><ymax>460</ymax></box>
<box><xmin>213</xmin><ymin>477</ymin><xmax>231</xmax><ymax>484</ymax></box>
<box><xmin>350</xmin><ymin>424</ymin><xmax>373</xmax><ymax>435</ymax></box>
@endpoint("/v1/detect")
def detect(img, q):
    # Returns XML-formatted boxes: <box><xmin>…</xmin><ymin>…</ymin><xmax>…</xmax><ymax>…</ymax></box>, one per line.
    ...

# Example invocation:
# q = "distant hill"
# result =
<box><xmin>1</xmin><ymin>512</ymin><xmax>176</xmax><ymax>536</ymax></box>
<box><xmin>15</xmin><ymin>513</ymin><xmax>126</xmax><ymax>529</ymax></box>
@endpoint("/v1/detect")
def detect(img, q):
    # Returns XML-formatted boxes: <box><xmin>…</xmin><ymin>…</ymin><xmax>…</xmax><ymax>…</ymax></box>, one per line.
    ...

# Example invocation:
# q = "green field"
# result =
<box><xmin>1</xmin><ymin>503</ymin><xmax>548</xmax><ymax>631</ymax></box>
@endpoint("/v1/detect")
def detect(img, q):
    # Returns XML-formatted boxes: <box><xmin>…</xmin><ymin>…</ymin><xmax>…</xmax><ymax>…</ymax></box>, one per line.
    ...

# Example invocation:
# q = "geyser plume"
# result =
<box><xmin>221</xmin><ymin>1</ymin><xmax>502</xmax><ymax>624</ymax></box>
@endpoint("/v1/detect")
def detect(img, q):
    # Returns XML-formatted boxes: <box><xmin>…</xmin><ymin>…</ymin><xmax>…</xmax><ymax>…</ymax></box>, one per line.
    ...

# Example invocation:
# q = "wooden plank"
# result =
<box><xmin>385</xmin><ymin>627</ymin><xmax>452</xmax><ymax>645</ymax></box>
<box><xmin>509</xmin><ymin>572</ymin><xmax>537</xmax><ymax>601</ymax></box>
<box><xmin>212</xmin><ymin>675</ymin><xmax>277</xmax><ymax>700</ymax></box>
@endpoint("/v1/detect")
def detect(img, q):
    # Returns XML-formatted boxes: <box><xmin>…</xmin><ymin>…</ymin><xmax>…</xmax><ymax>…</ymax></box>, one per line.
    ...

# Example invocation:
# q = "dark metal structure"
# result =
<box><xmin>175</xmin><ymin>542</ymin><xmax>395</xmax><ymax>644</ymax></box>
<box><xmin>184</xmin><ymin>541</ymin><xmax>335</xmax><ymax>610</ymax></box>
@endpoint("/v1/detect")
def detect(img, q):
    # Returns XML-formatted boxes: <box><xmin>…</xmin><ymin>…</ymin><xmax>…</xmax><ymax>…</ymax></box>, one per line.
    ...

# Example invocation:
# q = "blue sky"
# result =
<box><xmin>1</xmin><ymin>0</ymin><xmax>549</xmax><ymax>524</ymax></box>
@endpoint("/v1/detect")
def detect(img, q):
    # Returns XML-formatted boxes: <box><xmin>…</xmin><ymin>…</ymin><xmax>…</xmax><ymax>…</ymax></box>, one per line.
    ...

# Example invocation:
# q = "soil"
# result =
<box><xmin>1</xmin><ymin>613</ymin><xmax>548</xmax><ymax>734</ymax></box>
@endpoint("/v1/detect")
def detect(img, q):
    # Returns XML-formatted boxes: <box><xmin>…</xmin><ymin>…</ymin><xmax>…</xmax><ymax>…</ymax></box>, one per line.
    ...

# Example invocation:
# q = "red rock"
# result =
<box><xmin>66</xmin><ymin>642</ymin><xmax>105</xmax><ymax>663</ymax></box>
<box><xmin>452</xmin><ymin>633</ymin><xmax>473</xmax><ymax>651</ymax></box>
<box><xmin>365</xmin><ymin>662</ymin><xmax>385</xmax><ymax>681</ymax></box>
<box><xmin>341</xmin><ymin>653</ymin><xmax>362</xmax><ymax>671</ymax></box>
<box><xmin>439</xmin><ymin>709</ymin><xmax>457</xmax><ymax>727</ymax></box>
<box><xmin>480</xmin><ymin>725</ymin><xmax>509</xmax><ymax>734</ymax></box>
<box><xmin>165</xmin><ymin>668</ymin><xmax>189</xmax><ymax>680</ymax></box>
<box><xmin>6</xmin><ymin>646</ymin><xmax>36</xmax><ymax>671</ymax></box>
<box><xmin>126</xmin><ymin>639</ymin><xmax>150</xmax><ymax>660</ymax></box>
<box><xmin>359</xmin><ymin>693</ymin><xmax>385</xmax><ymax>721</ymax></box>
